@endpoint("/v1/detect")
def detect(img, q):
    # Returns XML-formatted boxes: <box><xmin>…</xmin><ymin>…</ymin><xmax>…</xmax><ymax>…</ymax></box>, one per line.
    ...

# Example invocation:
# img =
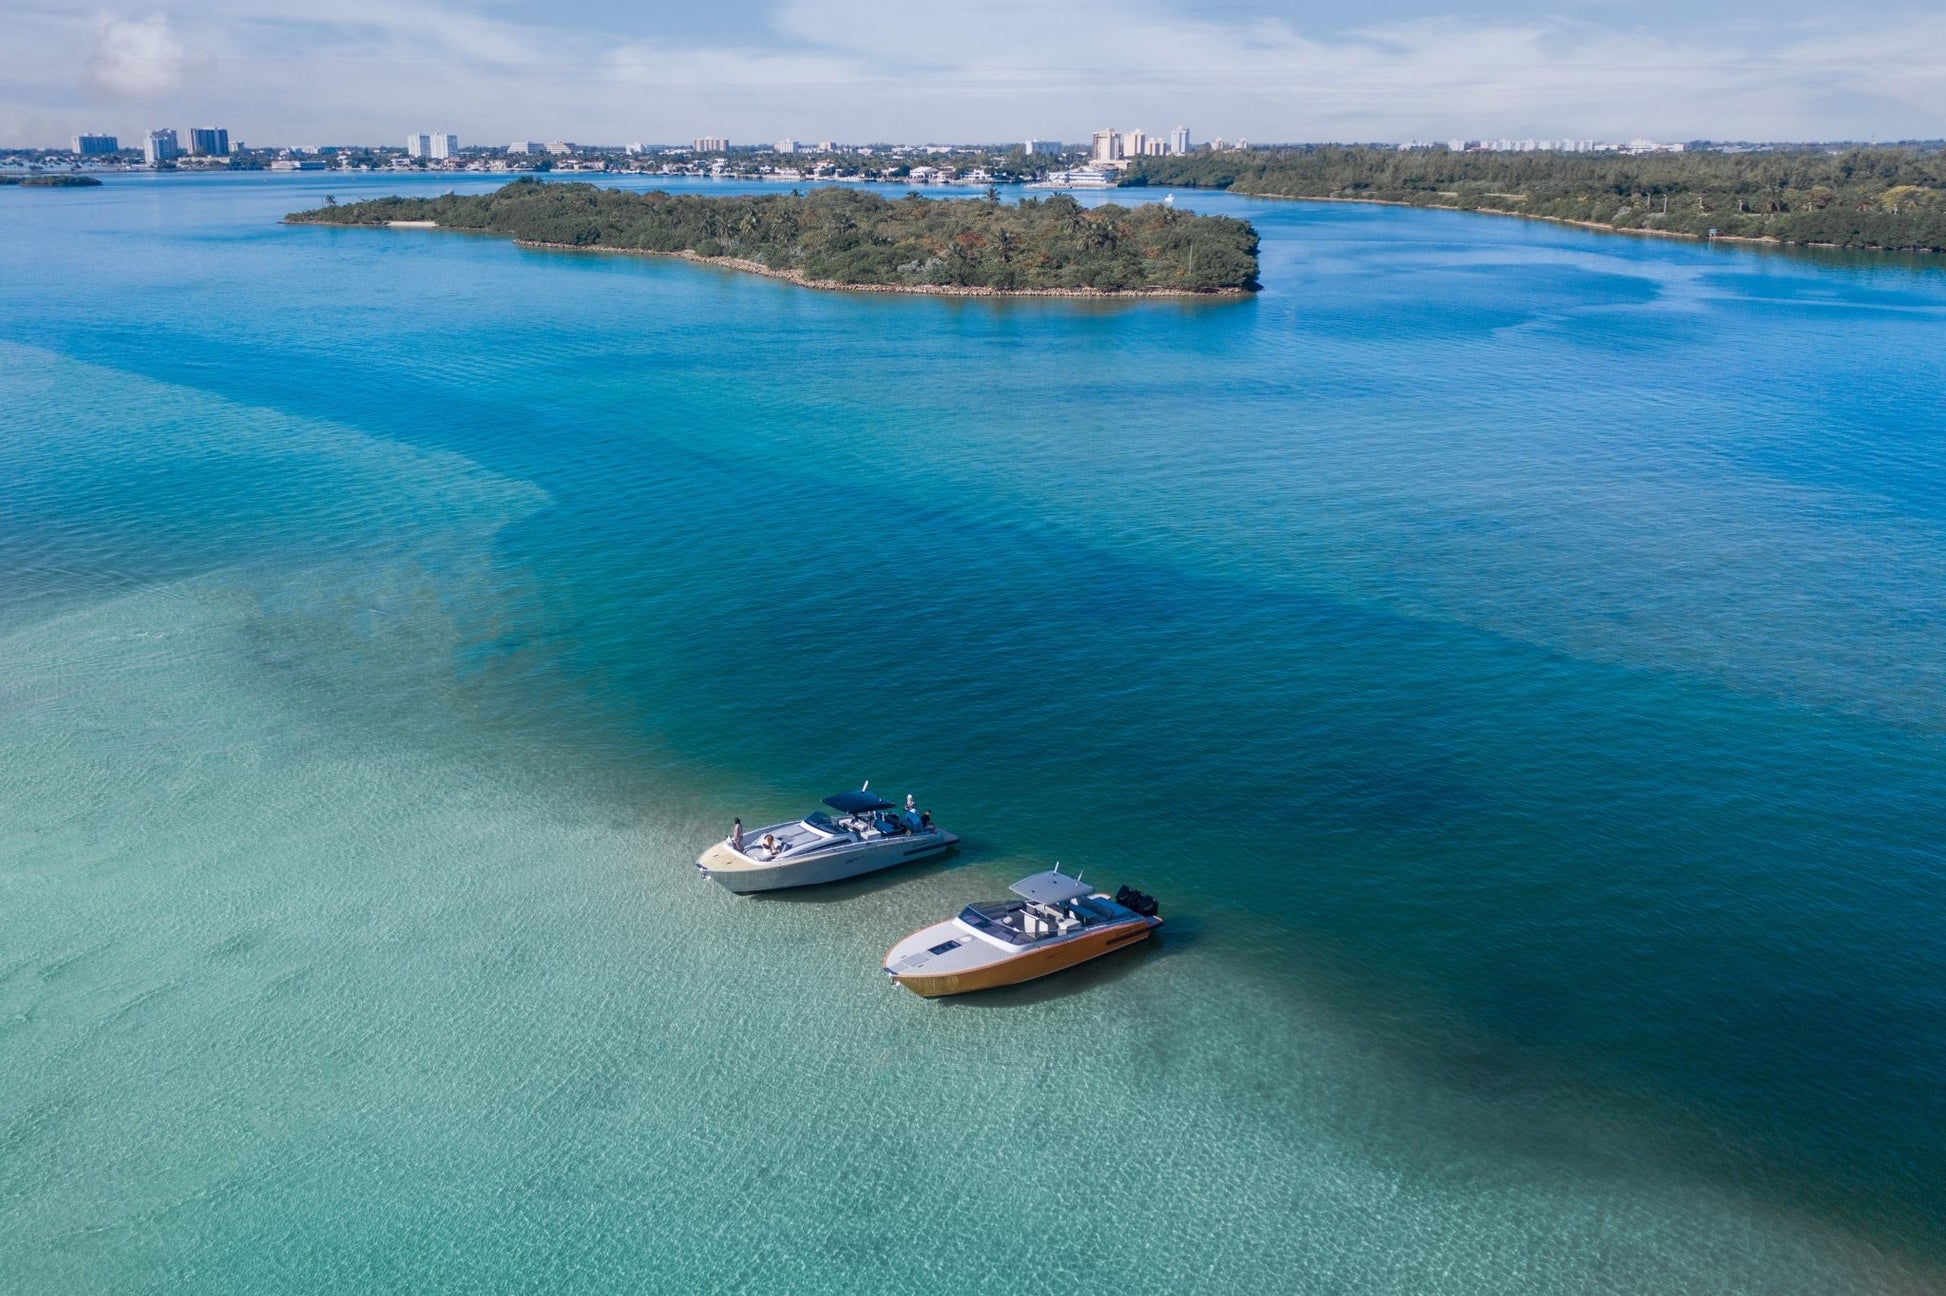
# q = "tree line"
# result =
<box><xmin>288</xmin><ymin>180</ymin><xmax>1261</xmax><ymax>292</ymax></box>
<box><xmin>1124</xmin><ymin>147</ymin><xmax>1946</xmax><ymax>251</ymax></box>
<box><xmin>0</xmin><ymin>174</ymin><xmax>103</xmax><ymax>187</ymax></box>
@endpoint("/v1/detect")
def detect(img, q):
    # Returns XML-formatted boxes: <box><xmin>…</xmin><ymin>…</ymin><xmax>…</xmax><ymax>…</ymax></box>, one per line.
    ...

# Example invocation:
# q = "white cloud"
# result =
<box><xmin>3</xmin><ymin>0</ymin><xmax>1943</xmax><ymax>146</ymax></box>
<box><xmin>84</xmin><ymin>13</ymin><xmax>189</xmax><ymax>99</ymax></box>
<box><xmin>757</xmin><ymin>0</ymin><xmax>1946</xmax><ymax>141</ymax></box>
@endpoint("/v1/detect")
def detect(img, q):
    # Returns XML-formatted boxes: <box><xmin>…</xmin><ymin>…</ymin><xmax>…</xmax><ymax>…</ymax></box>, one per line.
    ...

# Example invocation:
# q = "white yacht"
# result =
<box><xmin>1026</xmin><ymin>165</ymin><xmax>1121</xmax><ymax>190</ymax></box>
<box><xmin>883</xmin><ymin>868</ymin><xmax>1161</xmax><ymax>997</ymax></box>
<box><xmin>696</xmin><ymin>786</ymin><xmax>957</xmax><ymax>893</ymax></box>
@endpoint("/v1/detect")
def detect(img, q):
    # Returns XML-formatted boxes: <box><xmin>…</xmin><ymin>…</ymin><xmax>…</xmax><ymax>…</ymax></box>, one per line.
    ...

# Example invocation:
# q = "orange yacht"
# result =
<box><xmin>883</xmin><ymin>868</ymin><xmax>1161</xmax><ymax>998</ymax></box>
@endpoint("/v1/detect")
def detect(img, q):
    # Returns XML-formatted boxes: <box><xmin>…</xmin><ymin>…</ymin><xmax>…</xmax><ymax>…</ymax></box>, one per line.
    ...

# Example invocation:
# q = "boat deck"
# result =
<box><xmin>733</xmin><ymin>812</ymin><xmax>938</xmax><ymax>861</ymax></box>
<box><xmin>742</xmin><ymin>819</ymin><xmax>834</xmax><ymax>858</ymax></box>
<box><xmin>959</xmin><ymin>895</ymin><xmax>1128</xmax><ymax>945</ymax></box>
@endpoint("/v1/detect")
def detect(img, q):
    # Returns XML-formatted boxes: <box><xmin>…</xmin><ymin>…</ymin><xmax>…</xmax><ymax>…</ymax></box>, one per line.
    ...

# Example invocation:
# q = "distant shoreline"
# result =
<box><xmin>1122</xmin><ymin>146</ymin><xmax>1946</xmax><ymax>254</ymax></box>
<box><xmin>1224</xmin><ymin>191</ymin><xmax>1819</xmax><ymax>249</ymax></box>
<box><xmin>359</xmin><ymin>200</ymin><xmax>1789</xmax><ymax>257</ymax></box>
<box><xmin>289</xmin><ymin>219</ymin><xmax>1255</xmax><ymax>298</ymax></box>
<box><xmin>0</xmin><ymin>174</ymin><xmax>103</xmax><ymax>189</ymax></box>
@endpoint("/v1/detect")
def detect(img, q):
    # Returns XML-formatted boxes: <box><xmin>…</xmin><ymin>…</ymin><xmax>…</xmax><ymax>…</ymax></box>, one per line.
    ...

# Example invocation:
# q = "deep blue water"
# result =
<box><xmin>2</xmin><ymin>172</ymin><xmax>1943</xmax><ymax>1293</ymax></box>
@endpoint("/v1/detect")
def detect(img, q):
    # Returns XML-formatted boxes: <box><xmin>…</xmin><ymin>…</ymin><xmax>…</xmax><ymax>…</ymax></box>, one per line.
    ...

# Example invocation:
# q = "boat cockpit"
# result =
<box><xmin>955</xmin><ymin>870</ymin><xmax>1129</xmax><ymax>945</ymax></box>
<box><xmin>740</xmin><ymin>789</ymin><xmax>937</xmax><ymax>860</ymax></box>
<box><xmin>804</xmin><ymin>808</ymin><xmax>928</xmax><ymax>841</ymax></box>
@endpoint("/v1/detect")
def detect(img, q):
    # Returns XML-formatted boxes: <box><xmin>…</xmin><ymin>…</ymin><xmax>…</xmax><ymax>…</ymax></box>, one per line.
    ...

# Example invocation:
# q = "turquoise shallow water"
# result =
<box><xmin>2</xmin><ymin>174</ymin><xmax>1944</xmax><ymax>1293</ymax></box>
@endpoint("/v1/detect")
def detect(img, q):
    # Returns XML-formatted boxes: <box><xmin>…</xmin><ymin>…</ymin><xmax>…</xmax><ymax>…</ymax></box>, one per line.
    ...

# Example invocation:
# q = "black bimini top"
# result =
<box><xmin>824</xmin><ymin>789</ymin><xmax>895</xmax><ymax>814</ymax></box>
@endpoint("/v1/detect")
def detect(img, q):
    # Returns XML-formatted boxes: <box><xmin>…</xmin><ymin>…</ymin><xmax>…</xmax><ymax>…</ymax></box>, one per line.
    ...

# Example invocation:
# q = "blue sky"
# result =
<box><xmin>4</xmin><ymin>0</ymin><xmax>1942</xmax><ymax>147</ymax></box>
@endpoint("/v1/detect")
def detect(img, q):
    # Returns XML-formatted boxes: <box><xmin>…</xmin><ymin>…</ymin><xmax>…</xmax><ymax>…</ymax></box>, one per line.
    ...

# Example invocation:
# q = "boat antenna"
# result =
<box><xmin>861</xmin><ymin>780</ymin><xmax>869</xmax><ymax>791</ymax></box>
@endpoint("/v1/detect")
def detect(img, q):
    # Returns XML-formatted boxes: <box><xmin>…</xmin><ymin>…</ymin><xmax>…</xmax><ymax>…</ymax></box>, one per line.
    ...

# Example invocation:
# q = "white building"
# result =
<box><xmin>508</xmin><ymin>141</ymin><xmax>544</xmax><ymax>155</ymax></box>
<box><xmin>1092</xmin><ymin>128</ymin><xmax>1168</xmax><ymax>162</ymax></box>
<box><xmin>1024</xmin><ymin>139</ymin><xmax>1062</xmax><ymax>155</ymax></box>
<box><xmin>775</xmin><ymin>138</ymin><xmax>796</xmax><ymax>154</ymax></box>
<box><xmin>546</xmin><ymin>141</ymin><xmax>574</xmax><ymax>155</ymax></box>
<box><xmin>429</xmin><ymin>133</ymin><xmax>458</xmax><ymax>160</ymax></box>
<box><xmin>405</xmin><ymin>133</ymin><xmax>431</xmax><ymax>159</ymax></box>
<box><xmin>73</xmin><ymin>133</ymin><xmax>120</xmax><ymax>157</ymax></box>
<box><xmin>1169</xmin><ymin>126</ymin><xmax>1190</xmax><ymax>155</ymax></box>
<box><xmin>693</xmin><ymin>137</ymin><xmax>728</xmax><ymax>153</ymax></box>
<box><xmin>143</xmin><ymin>129</ymin><xmax>179</xmax><ymax>165</ymax></box>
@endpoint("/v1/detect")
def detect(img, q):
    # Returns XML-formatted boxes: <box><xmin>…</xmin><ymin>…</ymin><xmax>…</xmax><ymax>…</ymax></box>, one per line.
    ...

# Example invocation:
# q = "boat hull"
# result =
<box><xmin>698</xmin><ymin>831</ymin><xmax>958</xmax><ymax>893</ymax></box>
<box><xmin>888</xmin><ymin>916</ymin><xmax>1159</xmax><ymax>997</ymax></box>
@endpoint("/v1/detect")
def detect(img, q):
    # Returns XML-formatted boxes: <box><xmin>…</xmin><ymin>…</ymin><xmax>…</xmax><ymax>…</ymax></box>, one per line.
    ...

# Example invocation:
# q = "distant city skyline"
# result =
<box><xmin>20</xmin><ymin>130</ymin><xmax>1719</xmax><ymax>166</ymax></box>
<box><xmin>3</xmin><ymin>0</ymin><xmax>1945</xmax><ymax>148</ymax></box>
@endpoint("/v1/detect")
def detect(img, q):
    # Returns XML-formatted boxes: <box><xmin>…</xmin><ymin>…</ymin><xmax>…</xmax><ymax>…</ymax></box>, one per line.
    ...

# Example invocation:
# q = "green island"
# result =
<box><xmin>0</xmin><ymin>174</ymin><xmax>103</xmax><ymax>188</ymax></box>
<box><xmin>1125</xmin><ymin>146</ymin><xmax>1946</xmax><ymax>252</ymax></box>
<box><xmin>286</xmin><ymin>179</ymin><xmax>1259</xmax><ymax>295</ymax></box>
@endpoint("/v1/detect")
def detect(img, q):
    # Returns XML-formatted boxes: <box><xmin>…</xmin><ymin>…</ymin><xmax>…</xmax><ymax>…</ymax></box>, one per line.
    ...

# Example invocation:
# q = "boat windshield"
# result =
<box><xmin>803</xmin><ymin>810</ymin><xmax>883</xmax><ymax>838</ymax></box>
<box><xmin>958</xmin><ymin>902</ymin><xmax>1035</xmax><ymax>945</ymax></box>
<box><xmin>959</xmin><ymin>898</ymin><xmax>1107</xmax><ymax>945</ymax></box>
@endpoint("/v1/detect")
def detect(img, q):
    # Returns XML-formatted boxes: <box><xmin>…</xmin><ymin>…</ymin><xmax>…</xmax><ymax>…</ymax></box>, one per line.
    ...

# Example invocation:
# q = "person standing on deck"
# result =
<box><xmin>731</xmin><ymin>818</ymin><xmax>744</xmax><ymax>852</ymax></box>
<box><xmin>903</xmin><ymin>795</ymin><xmax>921</xmax><ymax>831</ymax></box>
